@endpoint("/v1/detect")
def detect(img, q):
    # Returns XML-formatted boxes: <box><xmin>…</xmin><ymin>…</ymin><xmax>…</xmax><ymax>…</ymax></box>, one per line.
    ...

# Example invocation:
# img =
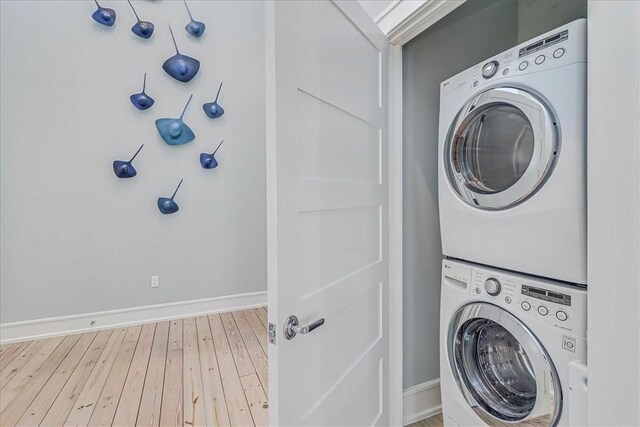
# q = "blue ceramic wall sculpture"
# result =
<box><xmin>127</xmin><ymin>0</ymin><xmax>154</xmax><ymax>39</ymax></box>
<box><xmin>130</xmin><ymin>73</ymin><xmax>155</xmax><ymax>111</ymax></box>
<box><xmin>157</xmin><ymin>179</ymin><xmax>183</xmax><ymax>214</ymax></box>
<box><xmin>202</xmin><ymin>82</ymin><xmax>225</xmax><ymax>119</ymax></box>
<box><xmin>183</xmin><ymin>0</ymin><xmax>206</xmax><ymax>38</ymax></box>
<box><xmin>200</xmin><ymin>140</ymin><xmax>224</xmax><ymax>169</ymax></box>
<box><xmin>155</xmin><ymin>94</ymin><xmax>195</xmax><ymax>145</ymax></box>
<box><xmin>162</xmin><ymin>25</ymin><xmax>200</xmax><ymax>83</ymax></box>
<box><xmin>113</xmin><ymin>144</ymin><xmax>144</xmax><ymax>178</ymax></box>
<box><xmin>92</xmin><ymin>0</ymin><xmax>116</xmax><ymax>26</ymax></box>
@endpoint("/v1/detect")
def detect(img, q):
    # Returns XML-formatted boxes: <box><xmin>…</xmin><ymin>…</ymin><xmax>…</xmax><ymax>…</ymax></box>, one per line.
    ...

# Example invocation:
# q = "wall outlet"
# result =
<box><xmin>151</xmin><ymin>276</ymin><xmax>160</xmax><ymax>288</ymax></box>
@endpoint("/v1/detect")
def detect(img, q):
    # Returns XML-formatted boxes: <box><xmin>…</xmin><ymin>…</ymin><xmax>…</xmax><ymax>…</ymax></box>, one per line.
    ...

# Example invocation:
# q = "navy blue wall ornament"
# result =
<box><xmin>157</xmin><ymin>179</ymin><xmax>183</xmax><ymax>214</ymax></box>
<box><xmin>130</xmin><ymin>73</ymin><xmax>155</xmax><ymax>111</ymax></box>
<box><xmin>155</xmin><ymin>94</ymin><xmax>195</xmax><ymax>145</ymax></box>
<box><xmin>113</xmin><ymin>144</ymin><xmax>144</xmax><ymax>178</ymax></box>
<box><xmin>200</xmin><ymin>140</ymin><xmax>224</xmax><ymax>169</ymax></box>
<box><xmin>92</xmin><ymin>0</ymin><xmax>116</xmax><ymax>26</ymax></box>
<box><xmin>183</xmin><ymin>0</ymin><xmax>206</xmax><ymax>38</ymax></box>
<box><xmin>162</xmin><ymin>25</ymin><xmax>200</xmax><ymax>83</ymax></box>
<box><xmin>202</xmin><ymin>82</ymin><xmax>225</xmax><ymax>119</ymax></box>
<box><xmin>127</xmin><ymin>0</ymin><xmax>154</xmax><ymax>39</ymax></box>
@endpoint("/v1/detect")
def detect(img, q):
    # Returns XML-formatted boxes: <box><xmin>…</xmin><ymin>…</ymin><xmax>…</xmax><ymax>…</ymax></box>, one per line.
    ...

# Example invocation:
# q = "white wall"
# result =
<box><xmin>587</xmin><ymin>2</ymin><xmax>640</xmax><ymax>425</ymax></box>
<box><xmin>0</xmin><ymin>1</ymin><xmax>266</xmax><ymax>324</ymax></box>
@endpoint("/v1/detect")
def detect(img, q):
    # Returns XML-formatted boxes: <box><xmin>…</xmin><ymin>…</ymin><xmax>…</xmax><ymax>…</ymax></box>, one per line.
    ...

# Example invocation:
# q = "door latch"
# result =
<box><xmin>269</xmin><ymin>322</ymin><xmax>276</xmax><ymax>345</ymax></box>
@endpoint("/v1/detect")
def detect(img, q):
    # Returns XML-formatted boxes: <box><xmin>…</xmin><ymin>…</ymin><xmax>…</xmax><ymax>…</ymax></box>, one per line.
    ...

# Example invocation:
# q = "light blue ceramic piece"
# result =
<box><xmin>202</xmin><ymin>82</ymin><xmax>225</xmax><ymax>119</ymax></box>
<box><xmin>155</xmin><ymin>94</ymin><xmax>195</xmax><ymax>146</ymax></box>
<box><xmin>183</xmin><ymin>0</ymin><xmax>206</xmax><ymax>38</ymax></box>
<box><xmin>199</xmin><ymin>140</ymin><xmax>224</xmax><ymax>169</ymax></box>
<box><xmin>162</xmin><ymin>25</ymin><xmax>200</xmax><ymax>83</ymax></box>
<box><xmin>157</xmin><ymin>179</ymin><xmax>183</xmax><ymax>214</ymax></box>
<box><xmin>92</xmin><ymin>0</ymin><xmax>116</xmax><ymax>27</ymax></box>
<box><xmin>130</xmin><ymin>73</ymin><xmax>155</xmax><ymax>110</ymax></box>
<box><xmin>127</xmin><ymin>0</ymin><xmax>154</xmax><ymax>39</ymax></box>
<box><xmin>113</xmin><ymin>144</ymin><xmax>144</xmax><ymax>178</ymax></box>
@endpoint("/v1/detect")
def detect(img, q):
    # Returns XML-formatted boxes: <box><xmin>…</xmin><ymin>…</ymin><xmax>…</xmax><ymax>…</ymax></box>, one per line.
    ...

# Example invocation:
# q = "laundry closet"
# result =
<box><xmin>400</xmin><ymin>0</ymin><xmax>587</xmax><ymax>425</ymax></box>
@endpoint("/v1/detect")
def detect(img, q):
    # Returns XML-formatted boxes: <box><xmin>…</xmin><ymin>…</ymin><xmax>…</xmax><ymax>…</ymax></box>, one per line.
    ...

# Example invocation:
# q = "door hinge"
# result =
<box><xmin>269</xmin><ymin>322</ymin><xmax>276</xmax><ymax>345</ymax></box>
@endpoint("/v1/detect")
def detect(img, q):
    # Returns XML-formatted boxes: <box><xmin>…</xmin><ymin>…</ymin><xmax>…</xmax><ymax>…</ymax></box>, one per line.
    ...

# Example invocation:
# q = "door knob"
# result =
<box><xmin>283</xmin><ymin>315</ymin><xmax>325</xmax><ymax>340</ymax></box>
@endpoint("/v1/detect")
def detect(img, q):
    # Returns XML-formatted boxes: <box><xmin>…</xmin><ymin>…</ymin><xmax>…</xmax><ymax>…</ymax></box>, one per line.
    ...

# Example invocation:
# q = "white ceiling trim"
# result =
<box><xmin>377</xmin><ymin>0</ymin><xmax>466</xmax><ymax>45</ymax></box>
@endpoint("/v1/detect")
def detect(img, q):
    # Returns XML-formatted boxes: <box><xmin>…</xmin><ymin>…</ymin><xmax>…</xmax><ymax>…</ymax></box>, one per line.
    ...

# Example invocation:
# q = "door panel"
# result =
<box><xmin>266</xmin><ymin>1</ymin><xmax>389</xmax><ymax>425</ymax></box>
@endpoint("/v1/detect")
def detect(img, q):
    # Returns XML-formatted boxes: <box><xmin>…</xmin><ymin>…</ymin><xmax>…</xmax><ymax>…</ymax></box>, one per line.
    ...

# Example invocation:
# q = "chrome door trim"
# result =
<box><xmin>445</xmin><ymin>86</ymin><xmax>559</xmax><ymax>210</ymax></box>
<box><xmin>447</xmin><ymin>302</ymin><xmax>562</xmax><ymax>426</ymax></box>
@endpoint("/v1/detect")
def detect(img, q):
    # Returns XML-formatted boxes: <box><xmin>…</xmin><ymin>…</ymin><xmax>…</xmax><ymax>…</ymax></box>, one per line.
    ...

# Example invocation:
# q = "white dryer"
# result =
<box><xmin>440</xmin><ymin>259</ymin><xmax>588</xmax><ymax>427</ymax></box>
<box><xmin>438</xmin><ymin>19</ymin><xmax>587</xmax><ymax>284</ymax></box>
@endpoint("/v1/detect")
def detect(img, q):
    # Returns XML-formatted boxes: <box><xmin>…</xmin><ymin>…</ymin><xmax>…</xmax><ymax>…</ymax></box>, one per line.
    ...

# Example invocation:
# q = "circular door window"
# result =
<box><xmin>445</xmin><ymin>87</ymin><xmax>559</xmax><ymax>210</ymax></box>
<box><xmin>448</xmin><ymin>303</ymin><xmax>562</xmax><ymax>426</ymax></box>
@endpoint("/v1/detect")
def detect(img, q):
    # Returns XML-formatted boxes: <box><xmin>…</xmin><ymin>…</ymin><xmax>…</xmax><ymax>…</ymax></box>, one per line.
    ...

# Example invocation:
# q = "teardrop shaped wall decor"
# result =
<box><xmin>92</xmin><ymin>0</ymin><xmax>116</xmax><ymax>27</ymax></box>
<box><xmin>127</xmin><ymin>0</ymin><xmax>154</xmax><ymax>39</ymax></box>
<box><xmin>155</xmin><ymin>94</ymin><xmax>195</xmax><ymax>145</ymax></box>
<box><xmin>113</xmin><ymin>144</ymin><xmax>144</xmax><ymax>178</ymax></box>
<box><xmin>130</xmin><ymin>73</ymin><xmax>155</xmax><ymax>110</ymax></box>
<box><xmin>202</xmin><ymin>82</ymin><xmax>225</xmax><ymax>119</ymax></box>
<box><xmin>199</xmin><ymin>140</ymin><xmax>224</xmax><ymax>169</ymax></box>
<box><xmin>162</xmin><ymin>24</ymin><xmax>200</xmax><ymax>83</ymax></box>
<box><xmin>157</xmin><ymin>179</ymin><xmax>183</xmax><ymax>214</ymax></box>
<box><xmin>183</xmin><ymin>0</ymin><xmax>206</xmax><ymax>38</ymax></box>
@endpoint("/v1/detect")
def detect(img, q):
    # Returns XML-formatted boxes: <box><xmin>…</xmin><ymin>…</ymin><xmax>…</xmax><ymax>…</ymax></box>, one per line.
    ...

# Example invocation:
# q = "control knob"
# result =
<box><xmin>484</xmin><ymin>278</ymin><xmax>501</xmax><ymax>296</ymax></box>
<box><xmin>481</xmin><ymin>60</ymin><xmax>499</xmax><ymax>79</ymax></box>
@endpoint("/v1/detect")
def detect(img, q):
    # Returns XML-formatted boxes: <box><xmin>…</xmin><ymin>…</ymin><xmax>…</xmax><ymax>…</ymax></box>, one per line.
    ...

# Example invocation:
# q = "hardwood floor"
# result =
<box><xmin>0</xmin><ymin>307</ymin><xmax>269</xmax><ymax>427</ymax></box>
<box><xmin>408</xmin><ymin>413</ymin><xmax>443</xmax><ymax>427</ymax></box>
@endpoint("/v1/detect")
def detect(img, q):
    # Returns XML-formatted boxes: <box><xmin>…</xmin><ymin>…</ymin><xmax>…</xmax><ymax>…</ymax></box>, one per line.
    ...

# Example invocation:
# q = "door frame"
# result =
<box><xmin>387</xmin><ymin>2</ymin><xmax>640</xmax><ymax>426</ymax></box>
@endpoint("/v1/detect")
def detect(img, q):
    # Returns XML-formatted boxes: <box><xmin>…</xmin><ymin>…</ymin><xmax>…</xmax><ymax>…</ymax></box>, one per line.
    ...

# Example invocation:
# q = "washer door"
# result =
<box><xmin>448</xmin><ymin>303</ymin><xmax>562</xmax><ymax>426</ymax></box>
<box><xmin>445</xmin><ymin>87</ymin><xmax>558</xmax><ymax>210</ymax></box>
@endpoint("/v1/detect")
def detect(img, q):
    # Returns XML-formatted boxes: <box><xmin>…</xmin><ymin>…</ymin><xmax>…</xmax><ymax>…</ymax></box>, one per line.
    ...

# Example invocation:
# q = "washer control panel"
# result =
<box><xmin>443</xmin><ymin>258</ymin><xmax>587</xmax><ymax>337</ymax></box>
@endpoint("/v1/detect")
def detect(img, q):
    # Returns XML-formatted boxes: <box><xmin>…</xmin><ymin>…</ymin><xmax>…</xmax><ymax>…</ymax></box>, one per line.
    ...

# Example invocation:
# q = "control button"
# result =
<box><xmin>538</xmin><ymin>306</ymin><xmax>549</xmax><ymax>316</ymax></box>
<box><xmin>502</xmin><ymin>68</ymin><xmax>510</xmax><ymax>76</ymax></box>
<box><xmin>553</xmin><ymin>47</ymin><xmax>565</xmax><ymax>58</ymax></box>
<box><xmin>505</xmin><ymin>296</ymin><xmax>512</xmax><ymax>304</ymax></box>
<box><xmin>556</xmin><ymin>311</ymin><xmax>568</xmax><ymax>321</ymax></box>
<box><xmin>521</xmin><ymin>301</ymin><xmax>531</xmax><ymax>311</ymax></box>
<box><xmin>473</xmin><ymin>80</ymin><xmax>479</xmax><ymax>87</ymax></box>
<box><xmin>475</xmin><ymin>287</ymin><xmax>481</xmax><ymax>294</ymax></box>
<box><xmin>518</xmin><ymin>61</ymin><xmax>529</xmax><ymax>71</ymax></box>
<box><xmin>484</xmin><ymin>278</ymin><xmax>502</xmax><ymax>296</ymax></box>
<box><xmin>481</xmin><ymin>60</ymin><xmax>499</xmax><ymax>79</ymax></box>
<box><xmin>535</xmin><ymin>54</ymin><xmax>546</xmax><ymax>65</ymax></box>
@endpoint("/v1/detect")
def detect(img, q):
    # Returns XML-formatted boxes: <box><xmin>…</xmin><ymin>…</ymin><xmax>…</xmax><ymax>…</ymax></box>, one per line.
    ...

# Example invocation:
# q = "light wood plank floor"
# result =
<box><xmin>408</xmin><ymin>413</ymin><xmax>443</xmax><ymax>427</ymax></box>
<box><xmin>0</xmin><ymin>307</ymin><xmax>269</xmax><ymax>427</ymax></box>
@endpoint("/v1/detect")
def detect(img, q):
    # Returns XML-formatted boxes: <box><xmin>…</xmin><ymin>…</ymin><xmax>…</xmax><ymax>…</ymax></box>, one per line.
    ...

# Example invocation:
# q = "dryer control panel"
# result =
<box><xmin>440</xmin><ymin>18</ymin><xmax>586</xmax><ymax>99</ymax></box>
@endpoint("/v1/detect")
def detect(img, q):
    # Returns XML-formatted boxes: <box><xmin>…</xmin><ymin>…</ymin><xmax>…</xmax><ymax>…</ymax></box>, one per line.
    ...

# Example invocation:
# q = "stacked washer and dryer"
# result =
<box><xmin>437</xmin><ymin>19</ymin><xmax>588</xmax><ymax>427</ymax></box>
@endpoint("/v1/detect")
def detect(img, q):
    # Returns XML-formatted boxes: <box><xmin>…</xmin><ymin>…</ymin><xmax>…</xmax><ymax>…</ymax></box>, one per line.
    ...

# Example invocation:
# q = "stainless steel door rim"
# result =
<box><xmin>445</xmin><ymin>86</ymin><xmax>559</xmax><ymax>210</ymax></box>
<box><xmin>447</xmin><ymin>302</ymin><xmax>562</xmax><ymax>426</ymax></box>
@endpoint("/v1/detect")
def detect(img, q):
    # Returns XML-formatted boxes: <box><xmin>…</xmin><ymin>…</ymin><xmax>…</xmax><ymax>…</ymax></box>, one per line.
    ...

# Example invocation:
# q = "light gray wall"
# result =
<box><xmin>402</xmin><ymin>0</ymin><xmax>587</xmax><ymax>389</ymax></box>
<box><xmin>402</xmin><ymin>0</ymin><xmax>519</xmax><ymax>389</ymax></box>
<box><xmin>518</xmin><ymin>0</ymin><xmax>587</xmax><ymax>43</ymax></box>
<box><xmin>0</xmin><ymin>1</ymin><xmax>266</xmax><ymax>323</ymax></box>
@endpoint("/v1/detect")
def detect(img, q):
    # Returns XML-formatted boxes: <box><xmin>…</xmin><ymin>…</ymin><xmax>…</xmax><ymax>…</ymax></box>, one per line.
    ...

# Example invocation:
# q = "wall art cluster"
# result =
<box><xmin>96</xmin><ymin>0</ymin><xmax>226</xmax><ymax>215</ymax></box>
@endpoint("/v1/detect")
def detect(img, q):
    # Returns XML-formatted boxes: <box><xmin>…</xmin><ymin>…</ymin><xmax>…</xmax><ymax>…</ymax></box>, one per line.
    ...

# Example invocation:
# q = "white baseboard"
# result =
<box><xmin>403</xmin><ymin>379</ymin><xmax>442</xmax><ymax>426</ymax></box>
<box><xmin>0</xmin><ymin>291</ymin><xmax>267</xmax><ymax>344</ymax></box>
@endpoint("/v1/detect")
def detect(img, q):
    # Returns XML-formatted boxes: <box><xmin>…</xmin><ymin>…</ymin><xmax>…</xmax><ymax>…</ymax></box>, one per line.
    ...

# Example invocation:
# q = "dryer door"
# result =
<box><xmin>448</xmin><ymin>302</ymin><xmax>562</xmax><ymax>426</ymax></box>
<box><xmin>445</xmin><ymin>87</ymin><xmax>558</xmax><ymax>210</ymax></box>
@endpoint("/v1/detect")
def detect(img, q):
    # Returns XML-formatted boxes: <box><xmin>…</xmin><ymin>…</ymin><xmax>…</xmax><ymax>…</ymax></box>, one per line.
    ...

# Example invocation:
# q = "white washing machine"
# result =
<box><xmin>440</xmin><ymin>259</ymin><xmax>588</xmax><ymax>427</ymax></box>
<box><xmin>438</xmin><ymin>19</ymin><xmax>587</xmax><ymax>285</ymax></box>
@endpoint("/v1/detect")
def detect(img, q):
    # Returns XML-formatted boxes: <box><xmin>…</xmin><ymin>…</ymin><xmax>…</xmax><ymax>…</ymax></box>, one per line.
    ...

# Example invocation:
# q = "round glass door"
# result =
<box><xmin>445</xmin><ymin>87</ymin><xmax>559</xmax><ymax>210</ymax></box>
<box><xmin>448</xmin><ymin>303</ymin><xmax>561</xmax><ymax>426</ymax></box>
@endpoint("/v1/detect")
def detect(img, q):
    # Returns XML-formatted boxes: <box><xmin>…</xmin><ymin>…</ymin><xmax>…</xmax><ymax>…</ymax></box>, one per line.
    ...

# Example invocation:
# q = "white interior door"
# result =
<box><xmin>266</xmin><ymin>1</ymin><xmax>390</xmax><ymax>425</ymax></box>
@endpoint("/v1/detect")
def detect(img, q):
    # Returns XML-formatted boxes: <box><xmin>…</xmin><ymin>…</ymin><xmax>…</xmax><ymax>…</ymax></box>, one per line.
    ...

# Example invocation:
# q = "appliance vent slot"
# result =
<box><xmin>519</xmin><ymin>29</ymin><xmax>569</xmax><ymax>58</ymax></box>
